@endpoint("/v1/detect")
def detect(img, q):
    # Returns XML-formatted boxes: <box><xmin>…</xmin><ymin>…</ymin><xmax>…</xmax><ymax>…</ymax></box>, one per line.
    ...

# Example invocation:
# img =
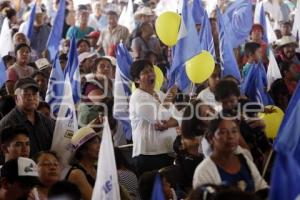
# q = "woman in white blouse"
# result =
<box><xmin>193</xmin><ymin>116</ymin><xmax>268</xmax><ymax>193</ymax></box>
<box><xmin>129</xmin><ymin>59</ymin><xmax>178</xmax><ymax>176</ymax></box>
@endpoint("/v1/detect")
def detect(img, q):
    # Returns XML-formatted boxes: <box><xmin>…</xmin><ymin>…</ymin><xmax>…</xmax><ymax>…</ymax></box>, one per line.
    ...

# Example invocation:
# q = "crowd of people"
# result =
<box><xmin>0</xmin><ymin>0</ymin><xmax>299</xmax><ymax>199</ymax></box>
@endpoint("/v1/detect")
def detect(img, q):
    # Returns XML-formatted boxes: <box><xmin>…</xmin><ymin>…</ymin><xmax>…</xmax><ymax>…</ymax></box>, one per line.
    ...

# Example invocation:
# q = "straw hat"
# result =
<box><xmin>71</xmin><ymin>127</ymin><xmax>99</xmax><ymax>151</ymax></box>
<box><xmin>134</xmin><ymin>6</ymin><xmax>153</xmax><ymax>19</ymax></box>
<box><xmin>277</xmin><ymin>36</ymin><xmax>298</xmax><ymax>49</ymax></box>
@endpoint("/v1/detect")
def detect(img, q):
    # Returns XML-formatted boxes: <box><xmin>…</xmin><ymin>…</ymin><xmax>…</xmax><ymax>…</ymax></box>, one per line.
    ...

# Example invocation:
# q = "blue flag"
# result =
<box><xmin>45</xmin><ymin>54</ymin><xmax>65</xmax><ymax>116</ymax></box>
<box><xmin>192</xmin><ymin>0</ymin><xmax>205</xmax><ymax>24</ymax></box>
<box><xmin>216</xmin><ymin>8</ymin><xmax>241</xmax><ymax>81</ymax></box>
<box><xmin>64</xmin><ymin>34</ymin><xmax>81</xmax><ymax>104</ymax></box>
<box><xmin>116</xmin><ymin>43</ymin><xmax>132</xmax><ymax>81</ymax></box>
<box><xmin>0</xmin><ymin>57</ymin><xmax>7</xmax><ymax>88</ymax></box>
<box><xmin>241</xmin><ymin>62</ymin><xmax>274</xmax><ymax>105</ymax></box>
<box><xmin>113</xmin><ymin>43</ymin><xmax>132</xmax><ymax>140</ymax></box>
<box><xmin>192</xmin><ymin>0</ymin><xmax>216</xmax><ymax>58</ymax></box>
<box><xmin>269</xmin><ymin>151</ymin><xmax>300</xmax><ymax>200</ymax></box>
<box><xmin>25</xmin><ymin>3</ymin><xmax>36</xmax><ymax>42</ymax></box>
<box><xmin>223</xmin><ymin>0</ymin><xmax>253</xmax><ymax>48</ymax></box>
<box><xmin>269</xmin><ymin>82</ymin><xmax>300</xmax><ymax>200</ymax></box>
<box><xmin>151</xmin><ymin>174</ymin><xmax>165</xmax><ymax>200</ymax></box>
<box><xmin>46</xmin><ymin>0</ymin><xmax>66</xmax><ymax>62</ymax></box>
<box><xmin>168</xmin><ymin>0</ymin><xmax>202</xmax><ymax>91</ymax></box>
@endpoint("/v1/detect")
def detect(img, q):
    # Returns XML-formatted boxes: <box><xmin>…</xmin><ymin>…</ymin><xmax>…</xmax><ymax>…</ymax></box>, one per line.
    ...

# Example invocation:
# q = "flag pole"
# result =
<box><xmin>262</xmin><ymin>149</ymin><xmax>274</xmax><ymax>178</ymax></box>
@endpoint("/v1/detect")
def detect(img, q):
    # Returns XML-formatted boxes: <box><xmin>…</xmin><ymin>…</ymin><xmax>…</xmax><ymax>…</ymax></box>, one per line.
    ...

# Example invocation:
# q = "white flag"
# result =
<box><xmin>267</xmin><ymin>49</ymin><xmax>282</xmax><ymax>90</ymax></box>
<box><xmin>292</xmin><ymin>0</ymin><xmax>300</xmax><ymax>37</ymax></box>
<box><xmin>253</xmin><ymin>1</ymin><xmax>261</xmax><ymax>24</ymax></box>
<box><xmin>266</xmin><ymin>16</ymin><xmax>277</xmax><ymax>43</ymax></box>
<box><xmin>0</xmin><ymin>18</ymin><xmax>14</xmax><ymax>57</ymax></box>
<box><xmin>92</xmin><ymin>117</ymin><xmax>121</xmax><ymax>200</ymax></box>
<box><xmin>118</xmin><ymin>0</ymin><xmax>135</xmax><ymax>33</ymax></box>
<box><xmin>51</xmin><ymin>75</ymin><xmax>78</xmax><ymax>177</ymax></box>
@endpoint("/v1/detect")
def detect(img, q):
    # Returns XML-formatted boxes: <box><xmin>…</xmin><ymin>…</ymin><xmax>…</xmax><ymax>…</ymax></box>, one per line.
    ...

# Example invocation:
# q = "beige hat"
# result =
<box><xmin>71</xmin><ymin>127</ymin><xmax>99</xmax><ymax>151</ymax></box>
<box><xmin>134</xmin><ymin>6</ymin><xmax>153</xmax><ymax>19</ymax></box>
<box><xmin>277</xmin><ymin>36</ymin><xmax>298</xmax><ymax>48</ymax></box>
<box><xmin>78</xmin><ymin>52</ymin><xmax>97</xmax><ymax>63</ymax></box>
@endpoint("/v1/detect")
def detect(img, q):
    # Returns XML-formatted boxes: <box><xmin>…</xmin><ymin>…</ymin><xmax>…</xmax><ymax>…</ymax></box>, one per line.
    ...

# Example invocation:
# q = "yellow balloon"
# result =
<box><xmin>258</xmin><ymin>106</ymin><xmax>284</xmax><ymax>139</ymax></box>
<box><xmin>154</xmin><ymin>65</ymin><xmax>164</xmax><ymax>90</ymax></box>
<box><xmin>131</xmin><ymin>65</ymin><xmax>164</xmax><ymax>92</ymax></box>
<box><xmin>185</xmin><ymin>51</ymin><xmax>215</xmax><ymax>83</ymax></box>
<box><xmin>155</xmin><ymin>12</ymin><xmax>181</xmax><ymax>46</ymax></box>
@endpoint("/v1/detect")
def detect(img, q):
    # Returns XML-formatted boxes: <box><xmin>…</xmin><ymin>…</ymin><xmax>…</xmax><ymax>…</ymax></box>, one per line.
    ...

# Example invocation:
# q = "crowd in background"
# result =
<box><xmin>0</xmin><ymin>0</ymin><xmax>299</xmax><ymax>199</ymax></box>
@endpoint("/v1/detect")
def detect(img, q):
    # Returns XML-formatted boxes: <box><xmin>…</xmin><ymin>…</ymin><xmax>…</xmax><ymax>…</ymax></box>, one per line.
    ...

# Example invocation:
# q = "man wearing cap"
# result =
<box><xmin>0</xmin><ymin>157</ymin><xmax>39</xmax><ymax>200</ymax></box>
<box><xmin>0</xmin><ymin>78</ymin><xmax>54</xmax><ymax>157</ymax></box>
<box><xmin>85</xmin><ymin>31</ymin><xmax>100</xmax><ymax>53</ymax></box>
<box><xmin>127</xmin><ymin>6</ymin><xmax>153</xmax><ymax>51</ymax></box>
<box><xmin>97</xmin><ymin>10</ymin><xmax>129</xmax><ymax>56</ymax></box>
<box><xmin>276</xmin><ymin>35</ymin><xmax>300</xmax><ymax>67</ymax></box>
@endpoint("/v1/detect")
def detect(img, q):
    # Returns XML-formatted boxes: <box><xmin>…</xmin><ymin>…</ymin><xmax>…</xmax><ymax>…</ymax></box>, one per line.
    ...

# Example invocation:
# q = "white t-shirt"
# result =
<box><xmin>129</xmin><ymin>88</ymin><xmax>178</xmax><ymax>157</ymax></box>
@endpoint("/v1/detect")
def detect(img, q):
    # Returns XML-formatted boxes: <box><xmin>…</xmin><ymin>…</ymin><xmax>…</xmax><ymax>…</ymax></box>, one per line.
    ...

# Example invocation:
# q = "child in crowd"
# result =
<box><xmin>242</xmin><ymin>42</ymin><xmax>263</xmax><ymax>78</ymax></box>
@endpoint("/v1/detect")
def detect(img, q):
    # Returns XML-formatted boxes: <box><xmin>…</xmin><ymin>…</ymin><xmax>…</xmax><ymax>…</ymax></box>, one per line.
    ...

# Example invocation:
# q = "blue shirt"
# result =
<box><xmin>31</xmin><ymin>24</ymin><xmax>51</xmax><ymax>54</ymax></box>
<box><xmin>66</xmin><ymin>26</ymin><xmax>94</xmax><ymax>40</ymax></box>
<box><xmin>217</xmin><ymin>155</ymin><xmax>255</xmax><ymax>192</ymax></box>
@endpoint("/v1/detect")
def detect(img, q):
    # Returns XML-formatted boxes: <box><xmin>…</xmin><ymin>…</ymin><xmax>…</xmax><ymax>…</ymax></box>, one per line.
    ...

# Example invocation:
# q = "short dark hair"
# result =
<box><xmin>14</xmin><ymin>43</ymin><xmax>31</xmax><ymax>55</ymax></box>
<box><xmin>131</xmin><ymin>59</ymin><xmax>153</xmax><ymax>88</ymax></box>
<box><xmin>32</xmin><ymin>71</ymin><xmax>48</xmax><ymax>79</ymax></box>
<box><xmin>244</xmin><ymin>42</ymin><xmax>261</xmax><ymax>57</ymax></box>
<box><xmin>4</xmin><ymin>8</ymin><xmax>16</xmax><ymax>20</ymax></box>
<box><xmin>106</xmin><ymin>10</ymin><xmax>118</xmax><ymax>17</ymax></box>
<box><xmin>48</xmin><ymin>180</ymin><xmax>81</xmax><ymax>200</ymax></box>
<box><xmin>76</xmin><ymin>39</ymin><xmax>91</xmax><ymax>48</ymax></box>
<box><xmin>215</xmin><ymin>79</ymin><xmax>240</xmax><ymax>101</ymax></box>
<box><xmin>0</xmin><ymin>125</ymin><xmax>29</xmax><ymax>145</ymax></box>
<box><xmin>206</xmin><ymin>115</ymin><xmax>239</xmax><ymax>140</ymax></box>
<box><xmin>33</xmin><ymin>150</ymin><xmax>59</xmax><ymax>164</ymax></box>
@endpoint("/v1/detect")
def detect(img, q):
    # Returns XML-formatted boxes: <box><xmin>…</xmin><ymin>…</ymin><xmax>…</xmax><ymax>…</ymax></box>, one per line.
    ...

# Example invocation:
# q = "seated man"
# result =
<box><xmin>0</xmin><ymin>157</ymin><xmax>39</xmax><ymax>200</ymax></box>
<box><xmin>0</xmin><ymin>78</ymin><xmax>54</xmax><ymax>157</ymax></box>
<box><xmin>0</xmin><ymin>125</ymin><xmax>30</xmax><ymax>164</ymax></box>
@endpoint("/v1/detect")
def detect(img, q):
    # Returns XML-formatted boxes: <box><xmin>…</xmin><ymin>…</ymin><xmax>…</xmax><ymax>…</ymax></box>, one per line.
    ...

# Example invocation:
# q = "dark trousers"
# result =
<box><xmin>134</xmin><ymin>154</ymin><xmax>174</xmax><ymax>177</ymax></box>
